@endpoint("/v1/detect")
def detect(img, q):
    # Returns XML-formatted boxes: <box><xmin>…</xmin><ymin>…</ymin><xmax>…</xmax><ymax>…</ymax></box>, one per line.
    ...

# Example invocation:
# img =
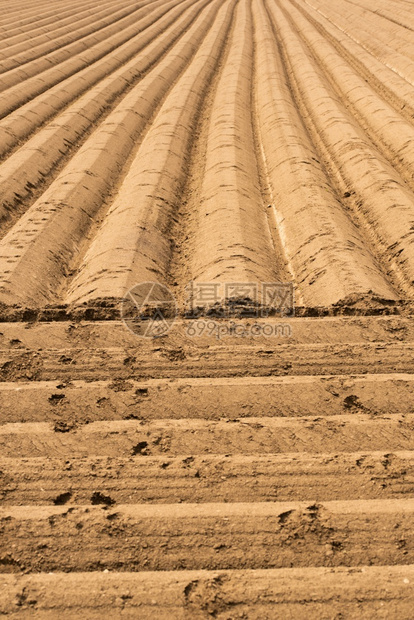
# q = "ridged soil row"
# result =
<box><xmin>333</xmin><ymin>0</ymin><xmax>414</xmax><ymax>50</ymax></box>
<box><xmin>293</xmin><ymin>0</ymin><xmax>414</xmax><ymax>123</ymax></box>
<box><xmin>268</xmin><ymin>0</ymin><xmax>414</xmax><ymax>296</ymax></box>
<box><xmin>308</xmin><ymin>0</ymin><xmax>413</xmax><ymax>38</ymax></box>
<box><xmin>0</xmin><ymin>0</ymin><xmax>146</xmax><ymax>69</ymax></box>
<box><xmin>348</xmin><ymin>0</ymin><xmax>414</xmax><ymax>28</ymax></box>
<box><xmin>2</xmin><ymin>416</ymin><xmax>414</xmax><ymax>458</ymax></box>
<box><xmin>0</xmin><ymin>2</ymin><xmax>202</xmax><ymax>159</ymax></box>
<box><xmin>0</xmin><ymin>315</ymin><xmax>413</xmax><ymax>607</ymax></box>
<box><xmin>252</xmin><ymin>0</ymin><xmax>396</xmax><ymax>306</ymax></box>
<box><xmin>0</xmin><ymin>0</ymin><xmax>85</xmax><ymax>29</ymax></box>
<box><xmin>281</xmin><ymin>0</ymin><xmax>414</xmax><ymax>192</ymax></box>
<box><xmin>1</xmin><ymin>341</ymin><xmax>413</xmax><ymax>381</ymax></box>
<box><xmin>2</xmin><ymin>373</ymin><xmax>414</xmax><ymax>424</ymax></box>
<box><xmin>0</xmin><ymin>0</ymin><xmax>159</xmax><ymax>89</ymax></box>
<box><xmin>0</xmin><ymin>0</ymin><xmax>121</xmax><ymax>39</ymax></box>
<box><xmin>324</xmin><ymin>0</ymin><xmax>414</xmax><ymax>55</ymax></box>
<box><xmin>0</xmin><ymin>0</ymin><xmax>223</xmax><ymax>308</ymax></box>
<box><xmin>305</xmin><ymin>0</ymin><xmax>414</xmax><ymax>83</ymax></box>
<box><xmin>1</xmin><ymin>567</ymin><xmax>414</xmax><ymax>618</ymax></box>
<box><xmin>0</xmin><ymin>0</ymin><xmax>211</xmax><ymax>225</ymax></box>
<box><xmin>0</xmin><ymin>0</ymin><xmax>120</xmax><ymax>49</ymax></box>
<box><xmin>1</xmin><ymin>500</ymin><xmax>414</xmax><ymax>572</ymax></box>
<box><xmin>179</xmin><ymin>0</ymin><xmax>278</xmax><ymax>292</ymax></box>
<box><xmin>162</xmin><ymin>0</ymin><xmax>244</xmax><ymax>304</ymax></box>
<box><xmin>3</xmin><ymin>451</ymin><xmax>414</xmax><ymax>505</ymax></box>
<box><xmin>0</xmin><ymin>0</ymin><xmax>181</xmax><ymax>116</ymax></box>
<box><xmin>64</xmin><ymin>0</ymin><xmax>236</xmax><ymax>306</ymax></box>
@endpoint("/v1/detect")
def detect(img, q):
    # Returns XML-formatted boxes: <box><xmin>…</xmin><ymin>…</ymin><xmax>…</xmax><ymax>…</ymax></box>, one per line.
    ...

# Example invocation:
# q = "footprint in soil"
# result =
<box><xmin>90</xmin><ymin>491</ymin><xmax>115</xmax><ymax>506</ymax></box>
<box><xmin>184</xmin><ymin>575</ymin><xmax>230</xmax><ymax>616</ymax></box>
<box><xmin>53</xmin><ymin>421</ymin><xmax>77</xmax><ymax>433</ymax></box>
<box><xmin>48</xmin><ymin>393</ymin><xmax>66</xmax><ymax>405</ymax></box>
<box><xmin>54</xmin><ymin>492</ymin><xmax>72</xmax><ymax>505</ymax></box>
<box><xmin>131</xmin><ymin>441</ymin><xmax>150</xmax><ymax>456</ymax></box>
<box><xmin>343</xmin><ymin>394</ymin><xmax>369</xmax><ymax>411</ymax></box>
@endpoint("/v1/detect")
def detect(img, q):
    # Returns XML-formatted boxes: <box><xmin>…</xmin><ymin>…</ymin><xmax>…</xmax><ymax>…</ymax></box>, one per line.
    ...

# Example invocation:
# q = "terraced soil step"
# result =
<box><xmin>1</xmin><ymin>500</ymin><xmax>414</xmax><ymax>572</ymax></box>
<box><xmin>1</xmin><ymin>566</ymin><xmax>414</xmax><ymax>619</ymax></box>
<box><xmin>2</xmin><ymin>451</ymin><xmax>414</xmax><ymax>505</ymax></box>
<box><xmin>0</xmin><ymin>373</ymin><xmax>413</xmax><ymax>424</ymax></box>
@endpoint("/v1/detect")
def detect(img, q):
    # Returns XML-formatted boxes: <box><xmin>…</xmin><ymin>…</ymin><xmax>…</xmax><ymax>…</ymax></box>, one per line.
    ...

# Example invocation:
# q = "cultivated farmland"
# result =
<box><xmin>1</xmin><ymin>0</ymin><xmax>414</xmax><ymax>616</ymax></box>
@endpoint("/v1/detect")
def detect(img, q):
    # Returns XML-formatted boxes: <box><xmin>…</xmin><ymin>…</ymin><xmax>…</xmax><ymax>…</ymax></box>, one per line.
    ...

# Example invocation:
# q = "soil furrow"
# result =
<box><xmin>0</xmin><ymin>0</ymin><xmax>211</xmax><ymax>227</ymax></box>
<box><xmin>1</xmin><ymin>339</ymin><xmax>414</xmax><ymax>381</ymax></box>
<box><xmin>252</xmin><ymin>0</ymin><xmax>396</xmax><ymax>306</ymax></box>
<box><xmin>0</xmin><ymin>0</ymin><xmax>146</xmax><ymax>69</ymax></box>
<box><xmin>2</xmin><ymin>451</ymin><xmax>414</xmax><ymax>504</ymax></box>
<box><xmin>1</xmin><ymin>500</ymin><xmax>414</xmax><ymax>572</ymax></box>
<box><xmin>0</xmin><ymin>2</ymin><xmax>205</xmax><ymax>161</ymax></box>
<box><xmin>0</xmin><ymin>567</ymin><xmax>413</xmax><ymax>618</ymax></box>
<box><xmin>0</xmin><ymin>3</ymin><xmax>414</xmax><ymax>614</ymax></box>
<box><xmin>328</xmin><ymin>0</ymin><xmax>414</xmax><ymax>50</ymax></box>
<box><xmin>63</xmin><ymin>0</ymin><xmax>236</xmax><ymax>306</ymax></box>
<box><xmin>0</xmin><ymin>0</ymin><xmax>122</xmax><ymax>49</ymax></box>
<box><xmin>184</xmin><ymin>0</ymin><xmax>279</xmax><ymax>291</ymax></box>
<box><xmin>293</xmin><ymin>0</ymin><xmax>414</xmax><ymax>123</ymax></box>
<box><xmin>0</xmin><ymin>0</ymin><xmax>146</xmax><ymax>65</ymax></box>
<box><xmin>0</xmin><ymin>0</ymin><xmax>182</xmax><ymax>117</ymax></box>
<box><xmin>0</xmin><ymin>0</ymin><xmax>92</xmax><ymax>30</ymax></box>
<box><xmin>282</xmin><ymin>0</ymin><xmax>414</xmax><ymax>193</ymax></box>
<box><xmin>346</xmin><ymin>0</ymin><xmax>414</xmax><ymax>31</ymax></box>
<box><xmin>305</xmin><ymin>0</ymin><xmax>414</xmax><ymax>83</ymax></box>
<box><xmin>0</xmin><ymin>372</ymin><xmax>412</xmax><ymax>423</ymax></box>
<box><xmin>268</xmin><ymin>0</ymin><xmax>414</xmax><ymax>296</ymax></box>
<box><xmin>0</xmin><ymin>0</ymin><xmax>223</xmax><ymax>308</ymax></box>
<box><xmin>1</xmin><ymin>415</ymin><xmax>413</xmax><ymax>458</ymax></box>
<box><xmin>0</xmin><ymin>1</ymin><xmax>158</xmax><ymax>90</ymax></box>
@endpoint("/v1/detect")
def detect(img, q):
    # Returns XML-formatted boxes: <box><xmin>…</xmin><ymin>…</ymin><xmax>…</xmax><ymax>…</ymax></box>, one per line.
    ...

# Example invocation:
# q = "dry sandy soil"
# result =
<box><xmin>1</xmin><ymin>0</ymin><xmax>414</xmax><ymax>617</ymax></box>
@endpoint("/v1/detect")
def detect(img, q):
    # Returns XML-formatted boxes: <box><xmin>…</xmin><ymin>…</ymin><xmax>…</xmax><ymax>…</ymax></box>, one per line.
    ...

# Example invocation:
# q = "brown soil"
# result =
<box><xmin>1</xmin><ymin>0</ymin><xmax>414</xmax><ymax>617</ymax></box>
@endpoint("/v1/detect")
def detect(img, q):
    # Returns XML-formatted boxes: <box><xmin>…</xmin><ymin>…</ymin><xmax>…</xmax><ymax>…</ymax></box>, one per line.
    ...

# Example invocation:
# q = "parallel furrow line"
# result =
<box><xmin>0</xmin><ymin>0</ymin><xmax>226</xmax><ymax>307</ymax></box>
<box><xmin>0</xmin><ymin>0</ymin><xmax>211</xmax><ymax>230</ymax></box>
<box><xmin>63</xmin><ymin>0</ymin><xmax>237</xmax><ymax>306</ymax></box>
<box><xmin>0</xmin><ymin>0</ymin><xmax>121</xmax><ymax>45</ymax></box>
<box><xmin>342</xmin><ymin>0</ymin><xmax>414</xmax><ymax>33</ymax></box>
<box><xmin>0</xmin><ymin>373</ymin><xmax>413</xmax><ymax>423</ymax></box>
<box><xmin>1</xmin><ymin>567</ymin><xmax>413</xmax><ymax>617</ymax></box>
<box><xmin>0</xmin><ymin>1</ymin><xmax>204</xmax><ymax>160</ymax></box>
<box><xmin>282</xmin><ymin>0</ymin><xmax>414</xmax><ymax>192</ymax></box>
<box><xmin>304</xmin><ymin>0</ymin><xmax>414</xmax><ymax>83</ymax></box>
<box><xmin>0</xmin><ymin>0</ymin><xmax>182</xmax><ymax>116</ymax></box>
<box><xmin>185</xmin><ymin>0</ymin><xmax>279</xmax><ymax>290</ymax></box>
<box><xmin>269</xmin><ymin>0</ymin><xmax>414</xmax><ymax>296</ymax></box>
<box><xmin>0</xmin><ymin>342</ymin><xmax>413</xmax><ymax>381</ymax></box>
<box><xmin>0</xmin><ymin>0</ymin><xmax>148</xmax><ymax>69</ymax></box>
<box><xmin>293</xmin><ymin>0</ymin><xmax>414</xmax><ymax>123</ymax></box>
<box><xmin>252</xmin><ymin>0</ymin><xmax>396</xmax><ymax>306</ymax></box>
<box><xmin>1</xmin><ymin>415</ymin><xmax>413</xmax><ymax>457</ymax></box>
<box><xmin>1</xmin><ymin>500</ymin><xmax>414</xmax><ymax>571</ymax></box>
<box><xmin>0</xmin><ymin>0</ymin><xmax>114</xmax><ymax>36</ymax></box>
<box><xmin>2</xmin><ymin>451</ymin><xmax>414</xmax><ymax>504</ymax></box>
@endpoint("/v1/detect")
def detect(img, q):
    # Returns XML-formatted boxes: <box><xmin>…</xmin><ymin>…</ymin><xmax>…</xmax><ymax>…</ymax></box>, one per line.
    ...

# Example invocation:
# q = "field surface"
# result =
<box><xmin>1</xmin><ymin>0</ymin><xmax>414</xmax><ymax>617</ymax></box>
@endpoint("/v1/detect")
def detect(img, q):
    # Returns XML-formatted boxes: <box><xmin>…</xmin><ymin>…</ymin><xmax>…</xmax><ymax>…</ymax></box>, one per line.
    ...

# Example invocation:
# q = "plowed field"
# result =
<box><xmin>1</xmin><ymin>0</ymin><xmax>414</xmax><ymax>617</ymax></box>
